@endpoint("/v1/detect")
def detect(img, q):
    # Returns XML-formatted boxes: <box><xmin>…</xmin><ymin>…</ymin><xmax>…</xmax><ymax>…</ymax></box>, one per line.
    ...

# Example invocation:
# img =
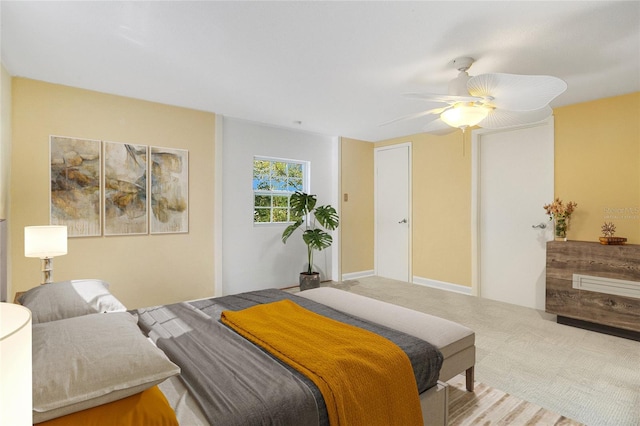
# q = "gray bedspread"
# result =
<box><xmin>135</xmin><ymin>289</ymin><xmax>443</xmax><ymax>426</ymax></box>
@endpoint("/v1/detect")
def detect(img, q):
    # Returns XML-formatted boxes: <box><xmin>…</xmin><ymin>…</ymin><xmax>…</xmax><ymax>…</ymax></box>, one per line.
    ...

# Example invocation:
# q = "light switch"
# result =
<box><xmin>343</xmin><ymin>193</ymin><xmax>349</xmax><ymax>202</ymax></box>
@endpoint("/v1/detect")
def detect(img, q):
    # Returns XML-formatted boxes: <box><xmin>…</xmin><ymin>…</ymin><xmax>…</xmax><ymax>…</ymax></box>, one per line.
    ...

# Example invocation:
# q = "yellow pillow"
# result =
<box><xmin>36</xmin><ymin>386</ymin><xmax>178</xmax><ymax>426</ymax></box>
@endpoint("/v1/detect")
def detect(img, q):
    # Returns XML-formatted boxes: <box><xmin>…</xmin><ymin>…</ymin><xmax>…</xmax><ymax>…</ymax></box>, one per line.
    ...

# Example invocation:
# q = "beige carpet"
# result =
<box><xmin>326</xmin><ymin>278</ymin><xmax>640</xmax><ymax>425</ymax></box>
<box><xmin>447</xmin><ymin>375</ymin><xmax>583</xmax><ymax>425</ymax></box>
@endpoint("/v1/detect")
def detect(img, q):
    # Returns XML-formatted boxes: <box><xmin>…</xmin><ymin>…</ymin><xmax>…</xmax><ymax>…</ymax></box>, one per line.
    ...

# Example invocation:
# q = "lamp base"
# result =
<box><xmin>40</xmin><ymin>258</ymin><xmax>53</xmax><ymax>285</ymax></box>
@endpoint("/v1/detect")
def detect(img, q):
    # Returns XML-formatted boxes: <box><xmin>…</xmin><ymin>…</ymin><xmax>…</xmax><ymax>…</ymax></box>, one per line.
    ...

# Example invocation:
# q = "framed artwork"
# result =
<box><xmin>50</xmin><ymin>136</ymin><xmax>102</xmax><ymax>237</ymax></box>
<box><xmin>150</xmin><ymin>146</ymin><xmax>189</xmax><ymax>234</ymax></box>
<box><xmin>103</xmin><ymin>141</ymin><xmax>148</xmax><ymax>236</ymax></box>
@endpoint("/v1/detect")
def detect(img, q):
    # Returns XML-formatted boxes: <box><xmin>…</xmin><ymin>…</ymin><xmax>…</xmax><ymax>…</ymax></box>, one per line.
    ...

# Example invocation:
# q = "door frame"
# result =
<box><xmin>374</xmin><ymin>142</ymin><xmax>412</xmax><ymax>282</ymax></box>
<box><xmin>470</xmin><ymin>118</ymin><xmax>554</xmax><ymax>297</ymax></box>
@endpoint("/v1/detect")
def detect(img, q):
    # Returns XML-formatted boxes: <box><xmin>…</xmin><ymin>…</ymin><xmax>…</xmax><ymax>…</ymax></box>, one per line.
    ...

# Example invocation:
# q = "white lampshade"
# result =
<box><xmin>0</xmin><ymin>303</ymin><xmax>32</xmax><ymax>426</ymax></box>
<box><xmin>441</xmin><ymin>104</ymin><xmax>490</xmax><ymax>129</ymax></box>
<box><xmin>24</xmin><ymin>226</ymin><xmax>68</xmax><ymax>258</ymax></box>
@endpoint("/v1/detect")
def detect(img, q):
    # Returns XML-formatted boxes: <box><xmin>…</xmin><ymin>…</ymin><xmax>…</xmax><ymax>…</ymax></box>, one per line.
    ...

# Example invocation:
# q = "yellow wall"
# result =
<box><xmin>340</xmin><ymin>137</ymin><xmax>374</xmax><ymax>274</ymax></box>
<box><xmin>10</xmin><ymin>78</ymin><xmax>216</xmax><ymax>308</ymax></box>
<box><xmin>7</xmin><ymin>76</ymin><xmax>638</xmax><ymax>302</ymax></box>
<box><xmin>555</xmin><ymin>92</ymin><xmax>640</xmax><ymax>243</ymax></box>
<box><xmin>342</xmin><ymin>92</ymin><xmax>640</xmax><ymax>288</ymax></box>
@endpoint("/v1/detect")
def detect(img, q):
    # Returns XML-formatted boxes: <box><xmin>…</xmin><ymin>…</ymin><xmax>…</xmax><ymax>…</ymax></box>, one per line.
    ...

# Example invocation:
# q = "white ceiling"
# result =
<box><xmin>2</xmin><ymin>1</ymin><xmax>639</xmax><ymax>142</ymax></box>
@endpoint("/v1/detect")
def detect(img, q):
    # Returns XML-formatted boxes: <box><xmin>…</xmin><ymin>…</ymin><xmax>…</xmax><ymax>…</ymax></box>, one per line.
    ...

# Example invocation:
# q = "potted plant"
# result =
<box><xmin>282</xmin><ymin>191</ymin><xmax>339</xmax><ymax>290</ymax></box>
<box><xmin>543</xmin><ymin>197</ymin><xmax>577</xmax><ymax>241</ymax></box>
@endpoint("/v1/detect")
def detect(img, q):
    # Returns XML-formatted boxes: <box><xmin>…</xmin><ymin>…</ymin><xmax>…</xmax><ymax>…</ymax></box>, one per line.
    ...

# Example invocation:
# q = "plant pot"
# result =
<box><xmin>299</xmin><ymin>272</ymin><xmax>320</xmax><ymax>291</ymax></box>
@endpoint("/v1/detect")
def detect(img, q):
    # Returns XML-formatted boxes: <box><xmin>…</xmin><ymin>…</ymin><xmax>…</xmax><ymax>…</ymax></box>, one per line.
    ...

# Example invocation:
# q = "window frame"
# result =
<box><xmin>252</xmin><ymin>156</ymin><xmax>310</xmax><ymax>225</ymax></box>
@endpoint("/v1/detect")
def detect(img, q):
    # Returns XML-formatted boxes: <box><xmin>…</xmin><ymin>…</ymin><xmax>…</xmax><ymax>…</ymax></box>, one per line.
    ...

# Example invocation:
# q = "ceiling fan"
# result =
<box><xmin>383</xmin><ymin>57</ymin><xmax>567</xmax><ymax>134</ymax></box>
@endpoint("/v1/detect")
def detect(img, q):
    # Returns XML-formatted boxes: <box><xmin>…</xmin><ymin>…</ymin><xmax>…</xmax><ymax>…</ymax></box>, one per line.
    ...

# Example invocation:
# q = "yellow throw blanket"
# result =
<box><xmin>221</xmin><ymin>299</ymin><xmax>423</xmax><ymax>426</ymax></box>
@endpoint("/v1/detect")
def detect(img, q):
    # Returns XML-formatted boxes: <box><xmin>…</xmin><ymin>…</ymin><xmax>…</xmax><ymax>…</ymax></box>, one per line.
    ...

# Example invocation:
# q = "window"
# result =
<box><xmin>253</xmin><ymin>157</ymin><xmax>307</xmax><ymax>223</ymax></box>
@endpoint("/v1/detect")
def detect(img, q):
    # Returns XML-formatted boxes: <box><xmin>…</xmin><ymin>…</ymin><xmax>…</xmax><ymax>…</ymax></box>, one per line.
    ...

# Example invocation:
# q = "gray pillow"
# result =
<box><xmin>18</xmin><ymin>279</ymin><xmax>127</xmax><ymax>323</ymax></box>
<box><xmin>32</xmin><ymin>311</ymin><xmax>180</xmax><ymax>423</ymax></box>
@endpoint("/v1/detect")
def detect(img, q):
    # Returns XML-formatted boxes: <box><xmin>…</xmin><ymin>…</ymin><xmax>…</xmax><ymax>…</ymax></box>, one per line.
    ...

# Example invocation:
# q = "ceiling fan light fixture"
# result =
<box><xmin>440</xmin><ymin>104</ymin><xmax>490</xmax><ymax>129</ymax></box>
<box><xmin>386</xmin><ymin>57</ymin><xmax>566</xmax><ymax>135</ymax></box>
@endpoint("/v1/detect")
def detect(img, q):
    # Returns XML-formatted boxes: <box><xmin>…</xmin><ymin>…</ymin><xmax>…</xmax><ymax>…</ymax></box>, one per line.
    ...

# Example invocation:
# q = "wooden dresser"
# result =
<box><xmin>545</xmin><ymin>240</ymin><xmax>640</xmax><ymax>340</ymax></box>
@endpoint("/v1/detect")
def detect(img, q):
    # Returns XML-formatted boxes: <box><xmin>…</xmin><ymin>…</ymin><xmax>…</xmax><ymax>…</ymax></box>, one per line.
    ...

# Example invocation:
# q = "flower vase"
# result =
<box><xmin>554</xmin><ymin>217</ymin><xmax>568</xmax><ymax>241</ymax></box>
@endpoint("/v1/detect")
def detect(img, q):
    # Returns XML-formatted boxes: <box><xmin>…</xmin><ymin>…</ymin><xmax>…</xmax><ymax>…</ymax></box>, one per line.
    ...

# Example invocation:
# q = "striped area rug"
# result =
<box><xmin>447</xmin><ymin>375</ymin><xmax>584</xmax><ymax>425</ymax></box>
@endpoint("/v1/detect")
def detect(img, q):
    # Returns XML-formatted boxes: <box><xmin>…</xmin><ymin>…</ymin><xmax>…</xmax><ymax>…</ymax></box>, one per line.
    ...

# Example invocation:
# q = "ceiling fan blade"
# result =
<box><xmin>403</xmin><ymin>92</ymin><xmax>483</xmax><ymax>104</ymax></box>
<box><xmin>467</xmin><ymin>73</ymin><xmax>567</xmax><ymax>111</ymax></box>
<box><xmin>380</xmin><ymin>107</ymin><xmax>447</xmax><ymax>126</ymax></box>
<box><xmin>478</xmin><ymin>106</ymin><xmax>553</xmax><ymax>129</ymax></box>
<box><xmin>422</xmin><ymin>118</ymin><xmax>458</xmax><ymax>135</ymax></box>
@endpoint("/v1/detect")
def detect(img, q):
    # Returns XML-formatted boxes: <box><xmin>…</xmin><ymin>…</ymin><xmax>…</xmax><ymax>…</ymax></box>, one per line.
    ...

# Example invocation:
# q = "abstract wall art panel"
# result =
<box><xmin>103</xmin><ymin>141</ymin><xmax>148</xmax><ymax>236</ymax></box>
<box><xmin>50</xmin><ymin>136</ymin><xmax>102</xmax><ymax>237</ymax></box>
<box><xmin>150</xmin><ymin>147</ymin><xmax>189</xmax><ymax>234</ymax></box>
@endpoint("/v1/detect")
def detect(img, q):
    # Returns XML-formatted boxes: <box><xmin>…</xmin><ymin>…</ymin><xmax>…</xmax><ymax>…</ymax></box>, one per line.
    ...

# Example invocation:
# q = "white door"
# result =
<box><xmin>375</xmin><ymin>144</ymin><xmax>411</xmax><ymax>282</ymax></box>
<box><xmin>472</xmin><ymin>119</ymin><xmax>554</xmax><ymax>310</ymax></box>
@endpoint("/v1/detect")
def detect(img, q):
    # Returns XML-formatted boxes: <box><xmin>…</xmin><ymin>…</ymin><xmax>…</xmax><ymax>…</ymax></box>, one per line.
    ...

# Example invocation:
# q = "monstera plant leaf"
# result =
<box><xmin>302</xmin><ymin>228</ymin><xmax>333</xmax><ymax>251</ymax></box>
<box><xmin>314</xmin><ymin>205</ymin><xmax>339</xmax><ymax>231</ymax></box>
<box><xmin>281</xmin><ymin>218</ymin><xmax>303</xmax><ymax>244</ymax></box>
<box><xmin>290</xmin><ymin>191</ymin><xmax>317</xmax><ymax>217</ymax></box>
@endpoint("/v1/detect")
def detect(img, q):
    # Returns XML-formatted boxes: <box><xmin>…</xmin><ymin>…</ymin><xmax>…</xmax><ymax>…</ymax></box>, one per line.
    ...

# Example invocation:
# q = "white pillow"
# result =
<box><xmin>32</xmin><ymin>311</ymin><xmax>180</xmax><ymax>423</ymax></box>
<box><xmin>18</xmin><ymin>279</ymin><xmax>127</xmax><ymax>323</ymax></box>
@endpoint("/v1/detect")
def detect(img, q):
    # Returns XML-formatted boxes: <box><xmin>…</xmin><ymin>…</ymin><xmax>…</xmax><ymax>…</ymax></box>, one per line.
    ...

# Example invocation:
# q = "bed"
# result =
<box><xmin>19</xmin><ymin>280</ymin><xmax>474</xmax><ymax>425</ymax></box>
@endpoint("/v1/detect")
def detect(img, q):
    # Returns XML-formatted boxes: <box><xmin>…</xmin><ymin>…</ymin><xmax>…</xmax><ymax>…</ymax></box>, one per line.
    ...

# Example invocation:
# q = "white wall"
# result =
<box><xmin>221</xmin><ymin>118</ymin><xmax>337</xmax><ymax>294</ymax></box>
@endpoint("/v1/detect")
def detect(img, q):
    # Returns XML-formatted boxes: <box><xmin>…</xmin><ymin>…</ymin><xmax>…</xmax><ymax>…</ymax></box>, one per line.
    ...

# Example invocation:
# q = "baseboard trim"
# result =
<box><xmin>412</xmin><ymin>276</ymin><xmax>472</xmax><ymax>295</ymax></box>
<box><xmin>341</xmin><ymin>270</ymin><xmax>376</xmax><ymax>281</ymax></box>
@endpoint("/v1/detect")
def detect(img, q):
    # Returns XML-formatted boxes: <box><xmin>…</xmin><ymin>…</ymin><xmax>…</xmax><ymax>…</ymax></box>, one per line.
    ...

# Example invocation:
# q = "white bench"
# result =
<box><xmin>298</xmin><ymin>287</ymin><xmax>476</xmax><ymax>391</ymax></box>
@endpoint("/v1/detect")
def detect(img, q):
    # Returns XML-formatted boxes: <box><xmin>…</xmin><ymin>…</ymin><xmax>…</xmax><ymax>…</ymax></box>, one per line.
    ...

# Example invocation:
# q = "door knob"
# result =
<box><xmin>398</xmin><ymin>219</ymin><xmax>407</xmax><ymax>224</ymax></box>
<box><xmin>531</xmin><ymin>223</ymin><xmax>547</xmax><ymax>229</ymax></box>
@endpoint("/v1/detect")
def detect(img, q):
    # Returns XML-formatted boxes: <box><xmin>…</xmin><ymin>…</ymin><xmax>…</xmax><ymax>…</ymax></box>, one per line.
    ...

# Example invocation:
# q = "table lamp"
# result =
<box><xmin>24</xmin><ymin>225</ymin><xmax>68</xmax><ymax>285</ymax></box>
<box><xmin>0</xmin><ymin>302</ymin><xmax>32</xmax><ymax>426</ymax></box>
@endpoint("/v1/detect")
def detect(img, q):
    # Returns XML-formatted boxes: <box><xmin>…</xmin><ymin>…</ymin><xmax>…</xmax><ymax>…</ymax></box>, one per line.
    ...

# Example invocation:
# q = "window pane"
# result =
<box><xmin>273</xmin><ymin>162</ymin><xmax>287</xmax><ymax>178</ymax></box>
<box><xmin>253</xmin><ymin>160</ymin><xmax>271</xmax><ymax>179</ymax></box>
<box><xmin>272</xmin><ymin>178</ymin><xmax>287</xmax><ymax>191</ymax></box>
<box><xmin>273</xmin><ymin>195</ymin><xmax>289</xmax><ymax>207</ymax></box>
<box><xmin>288</xmin><ymin>178</ymin><xmax>303</xmax><ymax>192</ymax></box>
<box><xmin>273</xmin><ymin>208</ymin><xmax>288</xmax><ymax>222</ymax></box>
<box><xmin>254</xmin><ymin>208</ymin><xmax>271</xmax><ymax>223</ymax></box>
<box><xmin>255</xmin><ymin>195</ymin><xmax>271</xmax><ymax>207</ymax></box>
<box><xmin>255</xmin><ymin>179</ymin><xmax>271</xmax><ymax>190</ymax></box>
<box><xmin>289</xmin><ymin>163</ymin><xmax>303</xmax><ymax>179</ymax></box>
